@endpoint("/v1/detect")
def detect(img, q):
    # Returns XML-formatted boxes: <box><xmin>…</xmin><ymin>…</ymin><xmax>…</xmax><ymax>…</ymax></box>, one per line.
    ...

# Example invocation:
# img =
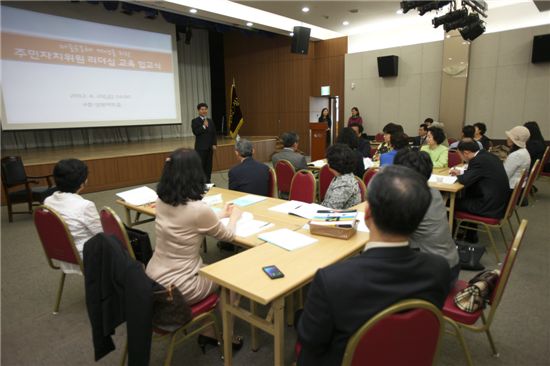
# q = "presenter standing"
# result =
<box><xmin>318</xmin><ymin>107</ymin><xmax>332</xmax><ymax>147</ymax></box>
<box><xmin>191</xmin><ymin>103</ymin><xmax>217</xmax><ymax>183</ymax></box>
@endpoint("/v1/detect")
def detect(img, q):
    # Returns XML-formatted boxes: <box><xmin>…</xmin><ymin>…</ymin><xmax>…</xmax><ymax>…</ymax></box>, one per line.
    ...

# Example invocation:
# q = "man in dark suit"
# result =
<box><xmin>228</xmin><ymin>139</ymin><xmax>270</xmax><ymax>196</ymax></box>
<box><xmin>412</xmin><ymin>123</ymin><xmax>428</xmax><ymax>147</ymax></box>
<box><xmin>450</xmin><ymin>139</ymin><xmax>510</xmax><ymax>242</ymax></box>
<box><xmin>191</xmin><ymin>102</ymin><xmax>217</xmax><ymax>182</ymax></box>
<box><xmin>296</xmin><ymin>165</ymin><xmax>451</xmax><ymax>366</ymax></box>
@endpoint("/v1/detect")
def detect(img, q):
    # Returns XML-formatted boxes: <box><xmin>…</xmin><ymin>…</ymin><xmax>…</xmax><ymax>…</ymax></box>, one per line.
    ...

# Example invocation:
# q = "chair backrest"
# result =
<box><xmin>362</xmin><ymin>168</ymin><xmax>378</xmax><ymax>188</ymax></box>
<box><xmin>487</xmin><ymin>220</ymin><xmax>527</xmax><ymax>319</ymax></box>
<box><xmin>354</xmin><ymin>176</ymin><xmax>367</xmax><ymax>202</ymax></box>
<box><xmin>100</xmin><ymin>206</ymin><xmax>136</xmax><ymax>259</ymax></box>
<box><xmin>375</xmin><ymin>133</ymin><xmax>384</xmax><ymax>142</ymax></box>
<box><xmin>267</xmin><ymin>166</ymin><xmax>277</xmax><ymax>198</ymax></box>
<box><xmin>1</xmin><ymin>156</ymin><xmax>28</xmax><ymax>188</ymax></box>
<box><xmin>504</xmin><ymin>169</ymin><xmax>527</xmax><ymax>219</ymax></box>
<box><xmin>448</xmin><ymin>150</ymin><xmax>462</xmax><ymax>168</ymax></box>
<box><xmin>289</xmin><ymin>170</ymin><xmax>316</xmax><ymax>204</ymax></box>
<box><xmin>370</xmin><ymin>147</ymin><xmax>378</xmax><ymax>157</ymax></box>
<box><xmin>342</xmin><ymin>299</ymin><xmax>444</xmax><ymax>366</ymax></box>
<box><xmin>33</xmin><ymin>205</ymin><xmax>82</xmax><ymax>270</ymax></box>
<box><xmin>536</xmin><ymin>146</ymin><xmax>549</xmax><ymax>179</ymax></box>
<box><xmin>275</xmin><ymin>160</ymin><xmax>295</xmax><ymax>195</ymax></box>
<box><xmin>518</xmin><ymin>160</ymin><xmax>540</xmax><ymax>206</ymax></box>
<box><xmin>319</xmin><ymin>164</ymin><xmax>335</xmax><ymax>202</ymax></box>
<box><xmin>448</xmin><ymin>137</ymin><xmax>458</xmax><ymax>145</ymax></box>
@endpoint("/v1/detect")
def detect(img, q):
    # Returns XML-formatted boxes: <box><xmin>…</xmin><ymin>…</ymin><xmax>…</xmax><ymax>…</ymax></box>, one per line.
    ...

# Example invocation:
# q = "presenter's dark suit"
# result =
<box><xmin>192</xmin><ymin>116</ymin><xmax>217</xmax><ymax>182</ymax></box>
<box><xmin>228</xmin><ymin>157</ymin><xmax>270</xmax><ymax>196</ymax></box>
<box><xmin>456</xmin><ymin>149</ymin><xmax>510</xmax><ymax>218</ymax></box>
<box><xmin>297</xmin><ymin>246</ymin><xmax>451</xmax><ymax>366</ymax></box>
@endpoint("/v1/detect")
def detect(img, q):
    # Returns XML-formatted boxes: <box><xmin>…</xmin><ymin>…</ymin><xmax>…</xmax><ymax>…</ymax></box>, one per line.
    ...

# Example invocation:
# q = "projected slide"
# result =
<box><xmin>1</xmin><ymin>6</ymin><xmax>181</xmax><ymax>129</ymax></box>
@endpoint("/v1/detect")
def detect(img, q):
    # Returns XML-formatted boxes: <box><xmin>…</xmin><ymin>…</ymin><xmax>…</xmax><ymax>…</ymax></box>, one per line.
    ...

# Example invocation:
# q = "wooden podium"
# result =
<box><xmin>310</xmin><ymin>122</ymin><xmax>328</xmax><ymax>161</ymax></box>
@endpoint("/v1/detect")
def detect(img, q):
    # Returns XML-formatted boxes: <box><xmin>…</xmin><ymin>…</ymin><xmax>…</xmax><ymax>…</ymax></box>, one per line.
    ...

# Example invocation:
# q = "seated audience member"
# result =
<box><xmin>394</xmin><ymin>150</ymin><xmax>460</xmax><ymax>285</ymax></box>
<box><xmin>474</xmin><ymin>122</ymin><xmax>492</xmax><ymax>150</ymax></box>
<box><xmin>421</xmin><ymin>127</ymin><xmax>448</xmax><ymax>168</ymax></box>
<box><xmin>44</xmin><ymin>159</ymin><xmax>102</xmax><ymax>274</ymax></box>
<box><xmin>297</xmin><ymin>165</ymin><xmax>451</xmax><ymax>366</ymax></box>
<box><xmin>228</xmin><ymin>139</ymin><xmax>270</xmax><ymax>196</ymax></box>
<box><xmin>336</xmin><ymin>128</ymin><xmax>365</xmax><ymax>178</ymax></box>
<box><xmin>146</xmin><ymin>149</ymin><xmax>244</xmax><ymax>348</ymax></box>
<box><xmin>449</xmin><ymin>125</ymin><xmax>483</xmax><ymax>150</ymax></box>
<box><xmin>321</xmin><ymin>144</ymin><xmax>362</xmax><ymax>210</ymax></box>
<box><xmin>524</xmin><ymin>121</ymin><xmax>547</xmax><ymax>171</ymax></box>
<box><xmin>272</xmin><ymin>132</ymin><xmax>308</xmax><ymax>171</ymax></box>
<box><xmin>380</xmin><ymin>131</ymin><xmax>409</xmax><ymax>166</ymax></box>
<box><xmin>424</xmin><ymin>117</ymin><xmax>434</xmax><ymax>128</ymax></box>
<box><xmin>430</xmin><ymin>121</ymin><xmax>449</xmax><ymax>146</ymax></box>
<box><xmin>350</xmin><ymin>124</ymin><xmax>371</xmax><ymax>158</ymax></box>
<box><xmin>373</xmin><ymin>122</ymin><xmax>403</xmax><ymax>161</ymax></box>
<box><xmin>412</xmin><ymin>123</ymin><xmax>428</xmax><ymax>147</ymax></box>
<box><xmin>450</xmin><ymin>139</ymin><xmax>510</xmax><ymax>242</ymax></box>
<box><xmin>503</xmin><ymin>126</ymin><xmax>531</xmax><ymax>190</ymax></box>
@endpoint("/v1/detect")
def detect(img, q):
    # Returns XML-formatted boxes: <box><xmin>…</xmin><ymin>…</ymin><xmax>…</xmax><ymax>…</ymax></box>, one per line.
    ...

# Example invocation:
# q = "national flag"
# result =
<box><xmin>228</xmin><ymin>80</ymin><xmax>244</xmax><ymax>139</ymax></box>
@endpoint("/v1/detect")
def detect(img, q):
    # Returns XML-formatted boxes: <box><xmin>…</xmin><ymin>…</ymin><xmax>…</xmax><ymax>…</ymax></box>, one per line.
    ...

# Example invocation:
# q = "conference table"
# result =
<box><xmin>117</xmin><ymin>187</ymin><xmax>371</xmax><ymax>366</ymax></box>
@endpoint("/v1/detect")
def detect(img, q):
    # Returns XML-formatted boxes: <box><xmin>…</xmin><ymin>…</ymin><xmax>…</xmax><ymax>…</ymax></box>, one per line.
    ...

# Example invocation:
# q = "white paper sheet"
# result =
<box><xmin>429</xmin><ymin>175</ymin><xmax>458</xmax><ymax>185</ymax></box>
<box><xmin>220</xmin><ymin>212</ymin><xmax>273</xmax><ymax>237</ymax></box>
<box><xmin>356</xmin><ymin>212</ymin><xmax>370</xmax><ymax>233</ymax></box>
<box><xmin>202</xmin><ymin>194</ymin><xmax>223</xmax><ymax>206</ymax></box>
<box><xmin>116</xmin><ymin>186</ymin><xmax>157</xmax><ymax>206</ymax></box>
<box><xmin>259</xmin><ymin>228</ymin><xmax>318</xmax><ymax>251</ymax></box>
<box><xmin>231</xmin><ymin>194</ymin><xmax>268</xmax><ymax>207</ymax></box>
<box><xmin>268</xmin><ymin>201</ymin><xmax>331</xmax><ymax>219</ymax></box>
<box><xmin>308</xmin><ymin>159</ymin><xmax>326</xmax><ymax>168</ymax></box>
<box><xmin>363</xmin><ymin>157</ymin><xmax>374</xmax><ymax>169</ymax></box>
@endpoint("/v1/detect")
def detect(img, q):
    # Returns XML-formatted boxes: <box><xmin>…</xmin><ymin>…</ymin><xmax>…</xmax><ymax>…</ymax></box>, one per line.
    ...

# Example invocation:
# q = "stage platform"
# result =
<box><xmin>1</xmin><ymin>136</ymin><xmax>277</xmax><ymax>202</ymax></box>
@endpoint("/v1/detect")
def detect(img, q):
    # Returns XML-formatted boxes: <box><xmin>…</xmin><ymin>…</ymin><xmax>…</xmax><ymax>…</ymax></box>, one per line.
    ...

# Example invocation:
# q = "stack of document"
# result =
<box><xmin>220</xmin><ymin>212</ymin><xmax>273</xmax><ymax>237</ymax></box>
<box><xmin>116</xmin><ymin>186</ymin><xmax>157</xmax><ymax>206</ymax></box>
<box><xmin>269</xmin><ymin>201</ymin><xmax>330</xmax><ymax>220</ymax></box>
<box><xmin>429</xmin><ymin>175</ymin><xmax>458</xmax><ymax>184</ymax></box>
<box><xmin>310</xmin><ymin>210</ymin><xmax>358</xmax><ymax>228</ymax></box>
<box><xmin>259</xmin><ymin>228</ymin><xmax>318</xmax><ymax>251</ymax></box>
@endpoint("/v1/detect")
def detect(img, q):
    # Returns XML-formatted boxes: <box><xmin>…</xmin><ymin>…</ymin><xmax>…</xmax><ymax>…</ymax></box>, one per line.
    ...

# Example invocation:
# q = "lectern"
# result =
<box><xmin>310</xmin><ymin>122</ymin><xmax>328</xmax><ymax>161</ymax></box>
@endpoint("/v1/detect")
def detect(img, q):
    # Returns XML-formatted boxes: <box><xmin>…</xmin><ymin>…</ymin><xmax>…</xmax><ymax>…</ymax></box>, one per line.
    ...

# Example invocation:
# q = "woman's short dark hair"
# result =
<box><xmin>524</xmin><ymin>121</ymin><xmax>544</xmax><ymax>142</ymax></box>
<box><xmin>394</xmin><ymin>150</ymin><xmax>433</xmax><ymax>181</ymax></box>
<box><xmin>390</xmin><ymin>131</ymin><xmax>409</xmax><ymax>150</ymax></box>
<box><xmin>157</xmin><ymin>149</ymin><xmax>206</xmax><ymax>206</ymax></box>
<box><xmin>473</xmin><ymin>122</ymin><xmax>487</xmax><ymax>135</ymax></box>
<box><xmin>327</xmin><ymin>144</ymin><xmax>356</xmax><ymax>175</ymax></box>
<box><xmin>382</xmin><ymin>123</ymin><xmax>403</xmax><ymax>135</ymax></box>
<box><xmin>53</xmin><ymin>159</ymin><xmax>89</xmax><ymax>193</ymax></box>
<box><xmin>428</xmin><ymin>127</ymin><xmax>446</xmax><ymax>145</ymax></box>
<box><xmin>367</xmin><ymin>165</ymin><xmax>431</xmax><ymax>236</ymax></box>
<box><xmin>337</xmin><ymin>127</ymin><xmax>359</xmax><ymax>149</ymax></box>
<box><xmin>462</xmin><ymin>125</ymin><xmax>475</xmax><ymax>138</ymax></box>
<box><xmin>351</xmin><ymin>124</ymin><xmax>364</xmax><ymax>134</ymax></box>
<box><xmin>197</xmin><ymin>102</ymin><xmax>208</xmax><ymax>110</ymax></box>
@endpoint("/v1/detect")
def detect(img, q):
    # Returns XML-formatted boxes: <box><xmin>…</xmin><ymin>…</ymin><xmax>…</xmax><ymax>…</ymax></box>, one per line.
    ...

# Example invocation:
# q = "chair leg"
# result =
<box><xmin>7</xmin><ymin>201</ymin><xmax>13</xmax><ymax>223</ymax></box>
<box><xmin>163</xmin><ymin>334</ymin><xmax>177</xmax><ymax>366</ymax></box>
<box><xmin>481</xmin><ymin>314</ymin><xmax>499</xmax><ymax>357</ymax></box>
<box><xmin>514</xmin><ymin>209</ymin><xmax>521</xmax><ymax>226</ymax></box>
<box><xmin>499</xmin><ymin>226</ymin><xmax>508</xmax><ymax>250</ymax></box>
<box><xmin>485</xmin><ymin>226</ymin><xmax>500</xmax><ymax>263</ymax></box>
<box><xmin>53</xmin><ymin>272</ymin><xmax>66</xmax><ymax>314</ymax></box>
<box><xmin>453</xmin><ymin>220</ymin><xmax>463</xmax><ymax>239</ymax></box>
<box><xmin>507</xmin><ymin>218</ymin><xmax>515</xmax><ymax>239</ymax></box>
<box><xmin>120</xmin><ymin>341</ymin><xmax>128</xmax><ymax>366</ymax></box>
<box><xmin>448</xmin><ymin>320</ymin><xmax>474</xmax><ymax>366</ymax></box>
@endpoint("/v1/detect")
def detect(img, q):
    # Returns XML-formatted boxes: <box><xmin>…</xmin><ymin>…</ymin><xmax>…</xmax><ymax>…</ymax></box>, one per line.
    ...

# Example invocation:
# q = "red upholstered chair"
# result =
<box><xmin>370</xmin><ymin>147</ymin><xmax>378</xmax><ymax>157</ymax></box>
<box><xmin>354</xmin><ymin>176</ymin><xmax>367</xmax><ymax>202</ymax></box>
<box><xmin>448</xmin><ymin>137</ymin><xmax>458</xmax><ymax>145</ymax></box>
<box><xmin>444</xmin><ymin>219</ymin><xmax>528</xmax><ymax>366</ymax></box>
<box><xmin>362</xmin><ymin>168</ymin><xmax>378</xmax><ymax>188</ymax></box>
<box><xmin>341</xmin><ymin>299</ymin><xmax>445</xmax><ymax>366</ymax></box>
<box><xmin>319</xmin><ymin>164</ymin><xmax>335</xmax><ymax>202</ymax></box>
<box><xmin>514</xmin><ymin>160</ymin><xmax>539</xmax><ymax>226</ymax></box>
<box><xmin>267</xmin><ymin>166</ymin><xmax>278</xmax><ymax>198</ymax></box>
<box><xmin>33</xmin><ymin>205</ymin><xmax>82</xmax><ymax>314</ymax></box>
<box><xmin>100</xmin><ymin>206</ymin><xmax>136</xmax><ymax>259</ymax></box>
<box><xmin>448</xmin><ymin>150</ymin><xmax>463</xmax><ymax>168</ymax></box>
<box><xmin>289</xmin><ymin>170</ymin><xmax>316</xmax><ymax>204</ymax></box>
<box><xmin>375</xmin><ymin>133</ymin><xmax>384</xmax><ymax>142</ymax></box>
<box><xmin>274</xmin><ymin>160</ymin><xmax>295</xmax><ymax>199</ymax></box>
<box><xmin>454</xmin><ymin>170</ymin><xmax>526</xmax><ymax>263</ymax></box>
<box><xmin>121</xmin><ymin>292</ymin><xmax>221</xmax><ymax>366</ymax></box>
<box><xmin>1</xmin><ymin>156</ymin><xmax>56</xmax><ymax>222</ymax></box>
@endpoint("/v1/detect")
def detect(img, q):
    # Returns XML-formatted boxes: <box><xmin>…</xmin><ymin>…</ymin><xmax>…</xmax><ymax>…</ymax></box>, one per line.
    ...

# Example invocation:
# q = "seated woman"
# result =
<box><xmin>503</xmin><ymin>126</ymin><xmax>531</xmax><ymax>190</ymax></box>
<box><xmin>373</xmin><ymin>122</ymin><xmax>403</xmax><ymax>161</ymax></box>
<box><xmin>421</xmin><ymin>127</ymin><xmax>448</xmax><ymax>168</ymax></box>
<box><xmin>321</xmin><ymin>144</ymin><xmax>361</xmax><ymax>210</ymax></box>
<box><xmin>474</xmin><ymin>122</ymin><xmax>492</xmax><ymax>150</ymax></box>
<box><xmin>336</xmin><ymin>127</ymin><xmax>365</xmax><ymax>178</ymax></box>
<box><xmin>145</xmin><ymin>148</ymin><xmax>243</xmax><ymax>348</ymax></box>
<box><xmin>380</xmin><ymin>131</ymin><xmax>409</xmax><ymax>166</ymax></box>
<box><xmin>44</xmin><ymin>159</ymin><xmax>102</xmax><ymax>274</ymax></box>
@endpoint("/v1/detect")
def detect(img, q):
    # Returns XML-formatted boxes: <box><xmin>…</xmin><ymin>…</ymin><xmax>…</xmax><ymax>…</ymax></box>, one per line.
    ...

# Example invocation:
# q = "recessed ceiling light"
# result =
<box><xmin>342</xmin><ymin>21</ymin><xmax>350</xmax><ymax>26</ymax></box>
<box><xmin>246</xmin><ymin>22</ymin><xmax>253</xmax><ymax>27</ymax></box>
<box><xmin>302</xmin><ymin>7</ymin><xmax>310</xmax><ymax>13</ymax></box>
<box><xmin>396</xmin><ymin>9</ymin><xmax>403</xmax><ymax>14</ymax></box>
<box><xmin>189</xmin><ymin>8</ymin><xmax>197</xmax><ymax>14</ymax></box>
<box><xmin>290</xmin><ymin>32</ymin><xmax>294</xmax><ymax>36</ymax></box>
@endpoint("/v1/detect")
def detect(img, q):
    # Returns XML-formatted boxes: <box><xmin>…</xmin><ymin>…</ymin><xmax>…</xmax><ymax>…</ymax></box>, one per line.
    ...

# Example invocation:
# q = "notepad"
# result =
<box><xmin>116</xmin><ymin>186</ymin><xmax>157</xmax><ymax>206</ymax></box>
<box><xmin>363</xmin><ymin>157</ymin><xmax>374</xmax><ymax>169</ymax></box>
<box><xmin>308</xmin><ymin>159</ymin><xmax>326</xmax><ymax>168</ymax></box>
<box><xmin>259</xmin><ymin>229</ymin><xmax>318</xmax><ymax>251</ymax></box>
<box><xmin>220</xmin><ymin>212</ymin><xmax>273</xmax><ymax>237</ymax></box>
<box><xmin>429</xmin><ymin>175</ymin><xmax>457</xmax><ymax>185</ymax></box>
<box><xmin>231</xmin><ymin>194</ymin><xmax>268</xmax><ymax>207</ymax></box>
<box><xmin>202</xmin><ymin>194</ymin><xmax>223</xmax><ymax>206</ymax></box>
<box><xmin>269</xmin><ymin>201</ymin><xmax>330</xmax><ymax>220</ymax></box>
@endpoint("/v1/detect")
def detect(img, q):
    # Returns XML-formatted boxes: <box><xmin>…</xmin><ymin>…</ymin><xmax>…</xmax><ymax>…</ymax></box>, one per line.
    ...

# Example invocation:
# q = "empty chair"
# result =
<box><xmin>354</xmin><ymin>176</ymin><xmax>367</xmax><ymax>202</ymax></box>
<box><xmin>319</xmin><ymin>164</ymin><xmax>335</xmax><ymax>202</ymax></box>
<box><xmin>34</xmin><ymin>205</ymin><xmax>82</xmax><ymax>314</ymax></box>
<box><xmin>267</xmin><ymin>166</ymin><xmax>277</xmax><ymax>198</ymax></box>
<box><xmin>274</xmin><ymin>160</ymin><xmax>295</xmax><ymax>199</ymax></box>
<box><xmin>341</xmin><ymin>299</ymin><xmax>445</xmax><ymax>366</ymax></box>
<box><xmin>444</xmin><ymin>219</ymin><xmax>528</xmax><ymax>366</ymax></box>
<box><xmin>362</xmin><ymin>168</ymin><xmax>378</xmax><ymax>188</ymax></box>
<box><xmin>100</xmin><ymin>206</ymin><xmax>136</xmax><ymax>259</ymax></box>
<box><xmin>448</xmin><ymin>150</ymin><xmax>462</xmax><ymax>168</ymax></box>
<box><xmin>1</xmin><ymin>156</ymin><xmax>56</xmax><ymax>222</ymax></box>
<box><xmin>289</xmin><ymin>170</ymin><xmax>316</xmax><ymax>204</ymax></box>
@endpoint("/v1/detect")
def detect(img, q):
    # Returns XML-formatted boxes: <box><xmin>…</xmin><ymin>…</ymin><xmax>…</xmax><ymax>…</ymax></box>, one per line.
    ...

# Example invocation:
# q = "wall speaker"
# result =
<box><xmin>377</xmin><ymin>55</ymin><xmax>399</xmax><ymax>77</ymax></box>
<box><xmin>291</xmin><ymin>26</ymin><xmax>311</xmax><ymax>54</ymax></box>
<box><xmin>532</xmin><ymin>34</ymin><xmax>550</xmax><ymax>64</ymax></box>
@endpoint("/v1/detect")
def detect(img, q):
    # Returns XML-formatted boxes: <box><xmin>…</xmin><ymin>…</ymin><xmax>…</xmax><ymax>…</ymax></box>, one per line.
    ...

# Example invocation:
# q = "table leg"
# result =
<box><xmin>273</xmin><ymin>297</ymin><xmax>285</xmax><ymax>366</ymax></box>
<box><xmin>221</xmin><ymin>288</ymin><xmax>233</xmax><ymax>366</ymax></box>
<box><xmin>250</xmin><ymin>299</ymin><xmax>259</xmax><ymax>351</ymax></box>
<box><xmin>286</xmin><ymin>294</ymin><xmax>294</xmax><ymax>327</ymax></box>
<box><xmin>123</xmin><ymin>207</ymin><xmax>132</xmax><ymax>226</ymax></box>
<box><xmin>448</xmin><ymin>192</ymin><xmax>456</xmax><ymax>231</ymax></box>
